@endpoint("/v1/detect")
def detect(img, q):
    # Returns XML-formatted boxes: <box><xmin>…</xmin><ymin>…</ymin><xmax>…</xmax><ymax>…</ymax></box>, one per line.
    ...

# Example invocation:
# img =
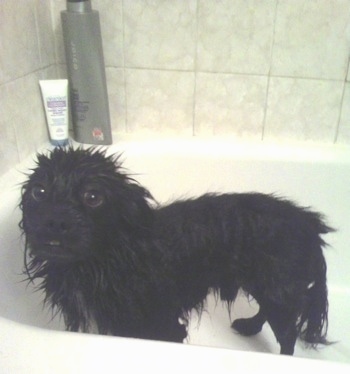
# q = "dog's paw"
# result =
<box><xmin>231</xmin><ymin>317</ymin><xmax>263</xmax><ymax>336</ymax></box>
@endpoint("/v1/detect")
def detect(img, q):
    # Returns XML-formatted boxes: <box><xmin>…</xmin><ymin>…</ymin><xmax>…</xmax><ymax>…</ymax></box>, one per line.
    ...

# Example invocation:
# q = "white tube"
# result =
<box><xmin>39</xmin><ymin>79</ymin><xmax>69</xmax><ymax>146</ymax></box>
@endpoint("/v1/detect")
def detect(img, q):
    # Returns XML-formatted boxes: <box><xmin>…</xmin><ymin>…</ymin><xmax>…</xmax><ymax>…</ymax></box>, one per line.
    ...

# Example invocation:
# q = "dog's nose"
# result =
<box><xmin>45</xmin><ymin>217</ymin><xmax>70</xmax><ymax>234</ymax></box>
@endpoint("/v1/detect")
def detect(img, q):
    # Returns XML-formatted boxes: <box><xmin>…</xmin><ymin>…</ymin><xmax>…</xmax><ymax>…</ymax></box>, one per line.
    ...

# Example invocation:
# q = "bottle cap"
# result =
<box><xmin>67</xmin><ymin>0</ymin><xmax>92</xmax><ymax>13</ymax></box>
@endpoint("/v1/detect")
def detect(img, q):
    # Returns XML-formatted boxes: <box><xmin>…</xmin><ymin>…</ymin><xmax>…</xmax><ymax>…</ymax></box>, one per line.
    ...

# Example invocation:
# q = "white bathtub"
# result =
<box><xmin>0</xmin><ymin>137</ymin><xmax>349</xmax><ymax>372</ymax></box>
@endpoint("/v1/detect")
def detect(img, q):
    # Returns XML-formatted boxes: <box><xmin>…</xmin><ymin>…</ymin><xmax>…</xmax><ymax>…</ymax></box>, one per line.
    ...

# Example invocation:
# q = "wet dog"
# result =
<box><xmin>20</xmin><ymin>147</ymin><xmax>333</xmax><ymax>355</ymax></box>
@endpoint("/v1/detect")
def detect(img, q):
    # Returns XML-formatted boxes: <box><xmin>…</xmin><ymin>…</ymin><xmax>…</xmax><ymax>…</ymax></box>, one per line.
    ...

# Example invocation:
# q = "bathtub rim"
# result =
<box><xmin>0</xmin><ymin>315</ymin><xmax>349</xmax><ymax>373</ymax></box>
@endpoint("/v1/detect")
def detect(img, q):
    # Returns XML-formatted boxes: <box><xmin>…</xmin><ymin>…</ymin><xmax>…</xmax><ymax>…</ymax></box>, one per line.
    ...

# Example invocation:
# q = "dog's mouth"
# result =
<box><xmin>30</xmin><ymin>238</ymin><xmax>80</xmax><ymax>261</ymax></box>
<box><xmin>42</xmin><ymin>238</ymin><xmax>67</xmax><ymax>253</ymax></box>
<box><xmin>45</xmin><ymin>239</ymin><xmax>62</xmax><ymax>248</ymax></box>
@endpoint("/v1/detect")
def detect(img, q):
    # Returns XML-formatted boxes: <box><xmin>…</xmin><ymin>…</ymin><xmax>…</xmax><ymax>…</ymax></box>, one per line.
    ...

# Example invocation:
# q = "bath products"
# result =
<box><xmin>39</xmin><ymin>79</ymin><xmax>69</xmax><ymax>146</ymax></box>
<box><xmin>61</xmin><ymin>0</ymin><xmax>112</xmax><ymax>145</ymax></box>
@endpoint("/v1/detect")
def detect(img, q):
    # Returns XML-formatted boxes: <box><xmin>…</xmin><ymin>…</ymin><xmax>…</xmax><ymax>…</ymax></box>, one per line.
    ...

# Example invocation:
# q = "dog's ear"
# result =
<box><xmin>111</xmin><ymin>181</ymin><xmax>155</xmax><ymax>237</ymax></box>
<box><xmin>125</xmin><ymin>185</ymin><xmax>154</xmax><ymax>233</ymax></box>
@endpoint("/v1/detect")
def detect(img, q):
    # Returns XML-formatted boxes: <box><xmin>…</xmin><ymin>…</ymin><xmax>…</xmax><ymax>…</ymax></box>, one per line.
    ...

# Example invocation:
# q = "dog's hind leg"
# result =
<box><xmin>264</xmin><ymin>305</ymin><xmax>298</xmax><ymax>355</ymax></box>
<box><xmin>232</xmin><ymin>296</ymin><xmax>298</xmax><ymax>354</ymax></box>
<box><xmin>231</xmin><ymin>308</ymin><xmax>266</xmax><ymax>336</ymax></box>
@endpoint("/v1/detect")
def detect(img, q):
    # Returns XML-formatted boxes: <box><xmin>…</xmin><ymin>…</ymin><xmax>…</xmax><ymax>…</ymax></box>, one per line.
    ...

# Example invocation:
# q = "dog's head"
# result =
<box><xmin>20</xmin><ymin>147</ymin><xmax>154</xmax><ymax>264</ymax></box>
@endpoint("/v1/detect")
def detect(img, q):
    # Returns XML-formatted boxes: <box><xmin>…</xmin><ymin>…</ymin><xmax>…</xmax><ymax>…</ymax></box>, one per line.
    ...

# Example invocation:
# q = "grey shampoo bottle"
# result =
<box><xmin>61</xmin><ymin>0</ymin><xmax>112</xmax><ymax>145</ymax></box>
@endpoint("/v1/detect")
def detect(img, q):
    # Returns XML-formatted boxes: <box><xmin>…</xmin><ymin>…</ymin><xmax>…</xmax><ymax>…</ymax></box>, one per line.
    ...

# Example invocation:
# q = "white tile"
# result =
<box><xmin>264</xmin><ymin>77</ymin><xmax>343</xmax><ymax>142</ymax></box>
<box><xmin>337</xmin><ymin>83</ymin><xmax>350</xmax><ymax>144</ymax></box>
<box><xmin>271</xmin><ymin>0</ymin><xmax>350</xmax><ymax>80</ymax></box>
<box><xmin>197</xmin><ymin>0</ymin><xmax>276</xmax><ymax>74</ymax></box>
<box><xmin>194</xmin><ymin>73</ymin><xmax>267</xmax><ymax>138</ymax></box>
<box><xmin>125</xmin><ymin>69</ymin><xmax>194</xmax><ymax>134</ymax></box>
<box><xmin>124</xmin><ymin>0</ymin><xmax>197</xmax><ymax>70</ymax></box>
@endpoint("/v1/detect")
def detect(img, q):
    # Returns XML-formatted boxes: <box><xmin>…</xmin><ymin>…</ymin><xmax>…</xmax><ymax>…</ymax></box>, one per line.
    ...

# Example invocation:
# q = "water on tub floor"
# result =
<box><xmin>186</xmin><ymin>290</ymin><xmax>350</xmax><ymax>363</ymax></box>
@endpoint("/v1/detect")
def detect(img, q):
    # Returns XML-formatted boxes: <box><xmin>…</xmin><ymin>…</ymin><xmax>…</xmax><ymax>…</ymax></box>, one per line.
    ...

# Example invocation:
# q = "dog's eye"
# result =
<box><xmin>82</xmin><ymin>190</ymin><xmax>104</xmax><ymax>208</ymax></box>
<box><xmin>31</xmin><ymin>184</ymin><xmax>47</xmax><ymax>202</ymax></box>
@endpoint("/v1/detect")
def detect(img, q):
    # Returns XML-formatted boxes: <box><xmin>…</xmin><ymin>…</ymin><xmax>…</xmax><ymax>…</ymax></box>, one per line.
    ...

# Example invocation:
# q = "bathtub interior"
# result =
<box><xmin>0</xmin><ymin>139</ymin><xmax>349</xmax><ymax>364</ymax></box>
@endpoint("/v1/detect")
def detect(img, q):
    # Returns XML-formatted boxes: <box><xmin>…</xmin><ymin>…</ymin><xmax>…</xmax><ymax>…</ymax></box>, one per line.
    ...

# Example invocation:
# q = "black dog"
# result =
<box><xmin>20</xmin><ymin>147</ymin><xmax>333</xmax><ymax>355</ymax></box>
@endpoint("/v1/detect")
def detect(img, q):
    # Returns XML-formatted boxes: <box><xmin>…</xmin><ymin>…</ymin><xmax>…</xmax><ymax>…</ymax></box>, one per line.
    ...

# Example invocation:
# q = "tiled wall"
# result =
<box><xmin>0</xmin><ymin>0</ymin><xmax>57</xmax><ymax>175</ymax></box>
<box><xmin>1</xmin><ymin>0</ymin><xmax>350</xmax><ymax>175</ymax></box>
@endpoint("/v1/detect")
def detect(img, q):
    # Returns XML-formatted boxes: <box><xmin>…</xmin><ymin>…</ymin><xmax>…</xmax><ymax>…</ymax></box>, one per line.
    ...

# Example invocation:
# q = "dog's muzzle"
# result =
<box><xmin>24</xmin><ymin>204</ymin><xmax>93</xmax><ymax>262</ymax></box>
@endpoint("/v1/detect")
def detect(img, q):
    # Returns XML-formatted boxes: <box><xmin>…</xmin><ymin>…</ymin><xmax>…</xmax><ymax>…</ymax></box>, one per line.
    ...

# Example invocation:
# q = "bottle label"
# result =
<box><xmin>92</xmin><ymin>128</ymin><xmax>104</xmax><ymax>141</ymax></box>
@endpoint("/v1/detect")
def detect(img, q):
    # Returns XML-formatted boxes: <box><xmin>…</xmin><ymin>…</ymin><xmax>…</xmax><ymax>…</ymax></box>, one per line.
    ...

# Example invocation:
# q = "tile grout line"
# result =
<box><xmin>333</xmin><ymin>55</ymin><xmax>350</xmax><ymax>144</ymax></box>
<box><xmin>192</xmin><ymin>0</ymin><xmax>200</xmax><ymax>137</ymax></box>
<box><xmin>261</xmin><ymin>0</ymin><xmax>279</xmax><ymax>141</ymax></box>
<box><xmin>103</xmin><ymin>64</ymin><xmax>346</xmax><ymax>84</ymax></box>
<box><xmin>121</xmin><ymin>0</ymin><xmax>129</xmax><ymax>133</ymax></box>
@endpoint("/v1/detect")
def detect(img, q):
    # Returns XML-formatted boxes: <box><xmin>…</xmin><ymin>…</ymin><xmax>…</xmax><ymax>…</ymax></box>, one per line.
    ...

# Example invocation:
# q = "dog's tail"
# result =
<box><xmin>296</xmin><ymin>226</ymin><xmax>332</xmax><ymax>347</ymax></box>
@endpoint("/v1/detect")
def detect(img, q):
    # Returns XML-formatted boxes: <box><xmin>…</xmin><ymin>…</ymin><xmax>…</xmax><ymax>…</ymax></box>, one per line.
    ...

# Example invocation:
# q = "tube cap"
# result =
<box><xmin>51</xmin><ymin>139</ymin><xmax>69</xmax><ymax>147</ymax></box>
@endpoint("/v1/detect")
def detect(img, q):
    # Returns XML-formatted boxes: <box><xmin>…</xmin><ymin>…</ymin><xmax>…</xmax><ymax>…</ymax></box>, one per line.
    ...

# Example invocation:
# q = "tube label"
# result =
<box><xmin>39</xmin><ymin>80</ymin><xmax>69</xmax><ymax>144</ymax></box>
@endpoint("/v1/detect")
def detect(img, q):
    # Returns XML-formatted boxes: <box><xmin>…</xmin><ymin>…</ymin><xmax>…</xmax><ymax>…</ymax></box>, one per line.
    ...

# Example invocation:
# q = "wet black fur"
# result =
<box><xmin>20</xmin><ymin>147</ymin><xmax>333</xmax><ymax>355</ymax></box>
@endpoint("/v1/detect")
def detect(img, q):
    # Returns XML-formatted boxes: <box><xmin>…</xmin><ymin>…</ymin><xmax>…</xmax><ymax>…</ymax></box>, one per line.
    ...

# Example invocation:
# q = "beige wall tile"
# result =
<box><xmin>106</xmin><ymin>67</ymin><xmax>126</xmax><ymax>133</ymax></box>
<box><xmin>98</xmin><ymin>0</ymin><xmax>124</xmax><ymax>68</ymax></box>
<box><xmin>10</xmin><ymin>71</ymin><xmax>51</xmax><ymax>161</ymax></box>
<box><xmin>125</xmin><ymin>69</ymin><xmax>194</xmax><ymax>134</ymax></box>
<box><xmin>51</xmin><ymin>0</ymin><xmax>66</xmax><ymax>65</ymax></box>
<box><xmin>271</xmin><ymin>0</ymin><xmax>350</xmax><ymax>80</ymax></box>
<box><xmin>36</xmin><ymin>0</ymin><xmax>56</xmax><ymax>68</ymax></box>
<box><xmin>337</xmin><ymin>83</ymin><xmax>350</xmax><ymax>144</ymax></box>
<box><xmin>195</xmin><ymin>73</ymin><xmax>267</xmax><ymax>138</ymax></box>
<box><xmin>0</xmin><ymin>84</ymin><xmax>20</xmax><ymax>175</ymax></box>
<box><xmin>124</xmin><ymin>0</ymin><xmax>197</xmax><ymax>70</ymax></box>
<box><xmin>264</xmin><ymin>77</ymin><xmax>343</xmax><ymax>142</ymax></box>
<box><xmin>197</xmin><ymin>0</ymin><xmax>276</xmax><ymax>74</ymax></box>
<box><xmin>0</xmin><ymin>0</ymin><xmax>41</xmax><ymax>83</ymax></box>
